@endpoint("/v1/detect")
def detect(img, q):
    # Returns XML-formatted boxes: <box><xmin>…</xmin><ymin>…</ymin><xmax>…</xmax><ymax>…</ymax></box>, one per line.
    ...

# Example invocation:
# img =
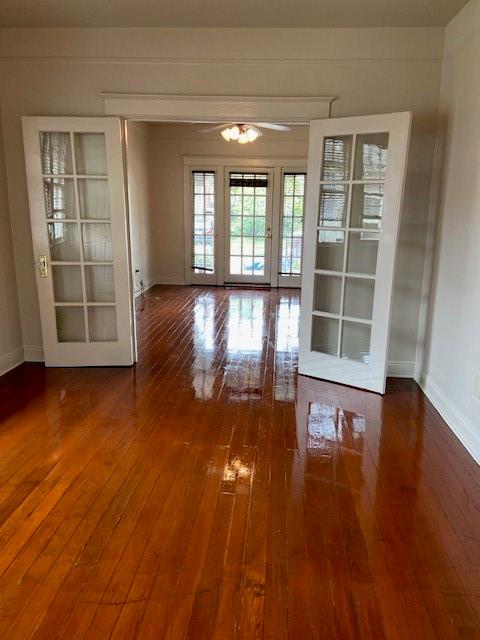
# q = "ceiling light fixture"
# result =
<box><xmin>221</xmin><ymin>124</ymin><xmax>259</xmax><ymax>144</ymax></box>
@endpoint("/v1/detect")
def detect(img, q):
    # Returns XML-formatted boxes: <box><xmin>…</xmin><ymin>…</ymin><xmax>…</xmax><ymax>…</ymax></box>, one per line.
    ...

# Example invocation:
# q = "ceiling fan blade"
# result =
<box><xmin>198</xmin><ymin>123</ymin><xmax>232</xmax><ymax>133</ymax></box>
<box><xmin>249</xmin><ymin>125</ymin><xmax>264</xmax><ymax>137</ymax></box>
<box><xmin>253</xmin><ymin>122</ymin><xmax>291</xmax><ymax>131</ymax></box>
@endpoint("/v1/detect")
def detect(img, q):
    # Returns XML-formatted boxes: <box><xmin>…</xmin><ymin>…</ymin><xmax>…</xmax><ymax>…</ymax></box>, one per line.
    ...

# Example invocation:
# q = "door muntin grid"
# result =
<box><xmin>192</xmin><ymin>171</ymin><xmax>215</xmax><ymax>275</ymax></box>
<box><xmin>312</xmin><ymin>132</ymin><xmax>389</xmax><ymax>364</ymax></box>
<box><xmin>228</xmin><ymin>172</ymin><xmax>268</xmax><ymax>277</ymax></box>
<box><xmin>40</xmin><ymin>131</ymin><xmax>117</xmax><ymax>344</ymax></box>
<box><xmin>279</xmin><ymin>172</ymin><xmax>306</xmax><ymax>277</ymax></box>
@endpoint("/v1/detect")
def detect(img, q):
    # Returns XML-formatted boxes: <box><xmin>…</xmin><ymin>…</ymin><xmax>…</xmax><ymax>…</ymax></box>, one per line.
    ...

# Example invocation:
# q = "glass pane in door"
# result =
<box><xmin>43</xmin><ymin>178</ymin><xmax>76</xmax><ymax>219</ymax></box>
<box><xmin>74</xmin><ymin>133</ymin><xmax>108</xmax><ymax>175</ymax></box>
<box><xmin>279</xmin><ymin>173</ymin><xmax>306</xmax><ymax>276</ymax></box>
<box><xmin>311</xmin><ymin>131</ymin><xmax>388</xmax><ymax>361</ymax></box>
<box><xmin>228</xmin><ymin>172</ymin><xmax>268</xmax><ymax>277</ymax></box>
<box><xmin>52</xmin><ymin>265</ymin><xmax>83</xmax><ymax>302</ymax></box>
<box><xmin>55</xmin><ymin>307</ymin><xmax>86</xmax><ymax>342</ymax></box>
<box><xmin>48</xmin><ymin>222</ymin><xmax>81</xmax><ymax>261</ymax></box>
<box><xmin>40</xmin><ymin>132</ymin><xmax>73</xmax><ymax>175</ymax></box>
<box><xmin>192</xmin><ymin>171</ymin><xmax>215</xmax><ymax>274</ymax></box>
<box><xmin>40</xmin><ymin>129</ymin><xmax>118</xmax><ymax>345</ymax></box>
<box><xmin>78</xmin><ymin>179</ymin><xmax>110</xmax><ymax>219</ymax></box>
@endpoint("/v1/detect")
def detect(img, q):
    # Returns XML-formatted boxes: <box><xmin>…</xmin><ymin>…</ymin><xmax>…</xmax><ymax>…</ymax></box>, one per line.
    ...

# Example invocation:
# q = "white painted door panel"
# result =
<box><xmin>22</xmin><ymin>117</ymin><xmax>134</xmax><ymax>366</ymax></box>
<box><xmin>298</xmin><ymin>112</ymin><xmax>411</xmax><ymax>393</ymax></box>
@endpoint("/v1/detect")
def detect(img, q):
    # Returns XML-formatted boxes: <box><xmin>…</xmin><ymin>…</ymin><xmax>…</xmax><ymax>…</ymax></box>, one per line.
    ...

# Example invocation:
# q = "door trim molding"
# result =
<box><xmin>101</xmin><ymin>93</ymin><xmax>334</xmax><ymax>123</ymax></box>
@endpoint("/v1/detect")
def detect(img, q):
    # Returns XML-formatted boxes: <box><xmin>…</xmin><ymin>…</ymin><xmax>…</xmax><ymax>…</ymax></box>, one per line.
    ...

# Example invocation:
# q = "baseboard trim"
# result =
<box><xmin>0</xmin><ymin>346</ymin><xmax>24</xmax><ymax>377</ymax></box>
<box><xmin>24</xmin><ymin>345</ymin><xmax>44</xmax><ymax>362</ymax></box>
<box><xmin>417</xmin><ymin>372</ymin><xmax>480</xmax><ymax>466</ymax></box>
<box><xmin>387</xmin><ymin>360</ymin><xmax>415</xmax><ymax>378</ymax></box>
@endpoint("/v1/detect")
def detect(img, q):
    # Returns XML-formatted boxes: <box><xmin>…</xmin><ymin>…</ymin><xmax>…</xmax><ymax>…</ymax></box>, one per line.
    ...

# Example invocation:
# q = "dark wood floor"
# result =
<box><xmin>0</xmin><ymin>286</ymin><xmax>479</xmax><ymax>639</ymax></box>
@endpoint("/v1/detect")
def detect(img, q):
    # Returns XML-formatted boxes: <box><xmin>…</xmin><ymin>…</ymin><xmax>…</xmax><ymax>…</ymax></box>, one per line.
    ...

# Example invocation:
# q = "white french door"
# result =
<box><xmin>224</xmin><ymin>168</ymin><xmax>274</xmax><ymax>284</ymax></box>
<box><xmin>299</xmin><ymin>112</ymin><xmax>411</xmax><ymax>393</ymax></box>
<box><xmin>22</xmin><ymin>117</ymin><xmax>135</xmax><ymax>367</ymax></box>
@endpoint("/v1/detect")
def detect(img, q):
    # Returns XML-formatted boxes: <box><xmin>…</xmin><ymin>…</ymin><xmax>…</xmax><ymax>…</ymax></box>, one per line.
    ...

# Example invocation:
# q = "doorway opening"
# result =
<box><xmin>124</xmin><ymin>120</ymin><xmax>309</xmax><ymax>294</ymax></box>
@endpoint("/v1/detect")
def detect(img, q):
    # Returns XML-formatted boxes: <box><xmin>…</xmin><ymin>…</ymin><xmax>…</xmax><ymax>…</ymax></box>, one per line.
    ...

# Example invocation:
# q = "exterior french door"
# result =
<box><xmin>298</xmin><ymin>112</ymin><xmax>411</xmax><ymax>393</ymax></box>
<box><xmin>224</xmin><ymin>168</ymin><xmax>274</xmax><ymax>284</ymax></box>
<box><xmin>22</xmin><ymin>117</ymin><xmax>135</xmax><ymax>366</ymax></box>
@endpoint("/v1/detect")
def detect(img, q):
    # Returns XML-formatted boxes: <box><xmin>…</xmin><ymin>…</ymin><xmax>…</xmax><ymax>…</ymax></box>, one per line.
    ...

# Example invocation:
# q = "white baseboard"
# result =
<box><xmin>0</xmin><ymin>346</ymin><xmax>24</xmax><ymax>377</ymax></box>
<box><xmin>417</xmin><ymin>372</ymin><xmax>480</xmax><ymax>466</ymax></box>
<box><xmin>387</xmin><ymin>360</ymin><xmax>415</xmax><ymax>378</ymax></box>
<box><xmin>24</xmin><ymin>345</ymin><xmax>44</xmax><ymax>362</ymax></box>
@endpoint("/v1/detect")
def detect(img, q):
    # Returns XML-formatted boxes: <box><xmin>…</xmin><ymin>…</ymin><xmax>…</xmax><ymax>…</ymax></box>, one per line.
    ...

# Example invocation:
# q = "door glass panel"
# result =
<box><xmin>341</xmin><ymin>321</ymin><xmax>371</xmax><ymax>364</ymax></box>
<box><xmin>343</xmin><ymin>277</ymin><xmax>375</xmax><ymax>320</ymax></box>
<box><xmin>40</xmin><ymin>132</ymin><xmax>73</xmax><ymax>175</ymax></box>
<box><xmin>350</xmin><ymin>183</ymin><xmax>384</xmax><ymax>229</ymax></box>
<box><xmin>319</xmin><ymin>184</ymin><xmax>347</xmax><ymax>227</ymax></box>
<box><xmin>316</xmin><ymin>230</ymin><xmax>345</xmax><ymax>271</ymax></box>
<box><xmin>354</xmin><ymin>133</ymin><xmax>389</xmax><ymax>180</ymax></box>
<box><xmin>311</xmin><ymin>316</ymin><xmax>339</xmax><ymax>356</ymax></box>
<box><xmin>82</xmin><ymin>223</ymin><xmax>113</xmax><ymax>262</ymax></box>
<box><xmin>88</xmin><ymin>306</ymin><xmax>118</xmax><ymax>342</ymax></box>
<box><xmin>74</xmin><ymin>133</ymin><xmax>107</xmax><ymax>175</ymax></box>
<box><xmin>192</xmin><ymin>171</ymin><xmax>215</xmax><ymax>274</ymax></box>
<box><xmin>230</xmin><ymin>256</ymin><xmax>241</xmax><ymax>275</ymax></box>
<box><xmin>85</xmin><ymin>265</ymin><xmax>115</xmax><ymax>302</ymax></box>
<box><xmin>55</xmin><ymin>306</ymin><xmax>86</xmax><ymax>342</ymax></box>
<box><xmin>229</xmin><ymin>172</ymin><xmax>268</xmax><ymax>277</ymax></box>
<box><xmin>322</xmin><ymin>136</ymin><xmax>352</xmax><ymax>181</ymax></box>
<box><xmin>78</xmin><ymin>179</ymin><xmax>110</xmax><ymax>219</ymax></box>
<box><xmin>52</xmin><ymin>265</ymin><xmax>83</xmax><ymax>302</ymax></box>
<box><xmin>313</xmin><ymin>274</ymin><xmax>342</xmax><ymax>314</ymax></box>
<box><xmin>347</xmin><ymin>231</ymin><xmax>379</xmax><ymax>275</ymax></box>
<box><xmin>48</xmin><ymin>222</ymin><xmax>80</xmax><ymax>261</ymax></box>
<box><xmin>280</xmin><ymin>173</ymin><xmax>306</xmax><ymax>276</ymax></box>
<box><xmin>43</xmin><ymin>178</ymin><xmax>76</xmax><ymax>220</ymax></box>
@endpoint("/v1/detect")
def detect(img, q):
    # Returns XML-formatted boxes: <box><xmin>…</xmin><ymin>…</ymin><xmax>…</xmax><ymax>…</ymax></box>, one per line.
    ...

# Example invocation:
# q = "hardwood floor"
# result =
<box><xmin>0</xmin><ymin>285</ymin><xmax>479</xmax><ymax>639</ymax></box>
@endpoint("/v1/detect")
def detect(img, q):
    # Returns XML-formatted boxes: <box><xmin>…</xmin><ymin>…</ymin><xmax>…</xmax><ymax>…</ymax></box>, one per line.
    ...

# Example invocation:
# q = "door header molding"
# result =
<box><xmin>100</xmin><ymin>92</ymin><xmax>335</xmax><ymax>123</ymax></box>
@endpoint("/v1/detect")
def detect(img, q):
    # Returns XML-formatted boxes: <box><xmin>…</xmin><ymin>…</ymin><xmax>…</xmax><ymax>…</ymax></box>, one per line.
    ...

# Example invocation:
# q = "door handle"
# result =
<box><xmin>38</xmin><ymin>255</ymin><xmax>48</xmax><ymax>278</ymax></box>
<box><xmin>266</xmin><ymin>226</ymin><xmax>272</xmax><ymax>239</ymax></box>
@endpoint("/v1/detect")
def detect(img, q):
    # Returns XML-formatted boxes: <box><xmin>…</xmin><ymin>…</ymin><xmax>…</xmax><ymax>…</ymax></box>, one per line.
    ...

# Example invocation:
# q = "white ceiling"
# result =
<box><xmin>0</xmin><ymin>0</ymin><xmax>468</xmax><ymax>29</ymax></box>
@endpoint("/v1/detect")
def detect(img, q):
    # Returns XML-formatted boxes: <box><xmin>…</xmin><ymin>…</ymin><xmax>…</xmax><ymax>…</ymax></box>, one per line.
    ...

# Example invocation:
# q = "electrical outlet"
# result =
<box><xmin>474</xmin><ymin>374</ymin><xmax>480</xmax><ymax>402</ymax></box>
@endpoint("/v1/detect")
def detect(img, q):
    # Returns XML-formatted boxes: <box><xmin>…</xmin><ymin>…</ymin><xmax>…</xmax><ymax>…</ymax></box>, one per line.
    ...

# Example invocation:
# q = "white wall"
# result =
<box><xmin>0</xmin><ymin>26</ymin><xmax>443</xmax><ymax>369</ymax></box>
<box><xmin>0</xmin><ymin>105</ymin><xmax>22</xmax><ymax>376</ymax></box>
<box><xmin>125</xmin><ymin>121</ymin><xmax>154</xmax><ymax>293</ymax></box>
<box><xmin>417</xmin><ymin>0</ymin><xmax>480</xmax><ymax>462</ymax></box>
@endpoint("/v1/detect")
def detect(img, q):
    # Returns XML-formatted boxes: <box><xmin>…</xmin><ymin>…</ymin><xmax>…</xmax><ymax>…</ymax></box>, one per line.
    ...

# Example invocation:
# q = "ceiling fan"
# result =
<box><xmin>199</xmin><ymin>122</ymin><xmax>291</xmax><ymax>144</ymax></box>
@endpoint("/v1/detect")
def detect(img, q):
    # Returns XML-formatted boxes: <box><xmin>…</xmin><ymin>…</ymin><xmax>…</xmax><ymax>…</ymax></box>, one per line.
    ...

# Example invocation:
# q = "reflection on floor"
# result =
<box><xmin>0</xmin><ymin>285</ymin><xmax>479</xmax><ymax>639</ymax></box>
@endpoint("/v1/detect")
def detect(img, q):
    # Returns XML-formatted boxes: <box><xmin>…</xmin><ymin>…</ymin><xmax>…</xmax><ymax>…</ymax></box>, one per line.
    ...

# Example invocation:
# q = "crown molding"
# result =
<box><xmin>101</xmin><ymin>93</ymin><xmax>335</xmax><ymax>122</ymax></box>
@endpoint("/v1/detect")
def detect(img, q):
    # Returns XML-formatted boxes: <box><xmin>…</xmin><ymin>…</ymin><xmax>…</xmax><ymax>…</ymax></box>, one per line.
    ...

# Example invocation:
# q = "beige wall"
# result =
<box><xmin>0</xmin><ymin>104</ymin><xmax>22</xmax><ymax>374</ymax></box>
<box><xmin>417</xmin><ymin>0</ymin><xmax>480</xmax><ymax>461</ymax></box>
<box><xmin>125</xmin><ymin>121</ymin><xmax>155</xmax><ymax>293</ymax></box>
<box><xmin>0</xmin><ymin>26</ymin><xmax>443</xmax><ymax>368</ymax></box>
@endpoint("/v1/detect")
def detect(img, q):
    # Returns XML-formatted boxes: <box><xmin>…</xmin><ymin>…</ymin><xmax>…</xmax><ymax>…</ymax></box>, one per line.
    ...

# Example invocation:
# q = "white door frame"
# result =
<box><xmin>183</xmin><ymin>157</ymin><xmax>306</xmax><ymax>287</ymax></box>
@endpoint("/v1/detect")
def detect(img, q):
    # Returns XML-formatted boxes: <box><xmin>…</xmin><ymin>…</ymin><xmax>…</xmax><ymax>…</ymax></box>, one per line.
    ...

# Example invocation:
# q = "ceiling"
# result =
<box><xmin>0</xmin><ymin>0</ymin><xmax>469</xmax><ymax>29</ymax></box>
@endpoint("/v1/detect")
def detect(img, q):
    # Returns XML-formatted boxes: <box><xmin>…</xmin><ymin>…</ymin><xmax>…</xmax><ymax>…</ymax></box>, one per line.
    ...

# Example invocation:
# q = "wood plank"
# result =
<box><xmin>0</xmin><ymin>286</ymin><xmax>476</xmax><ymax>639</ymax></box>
